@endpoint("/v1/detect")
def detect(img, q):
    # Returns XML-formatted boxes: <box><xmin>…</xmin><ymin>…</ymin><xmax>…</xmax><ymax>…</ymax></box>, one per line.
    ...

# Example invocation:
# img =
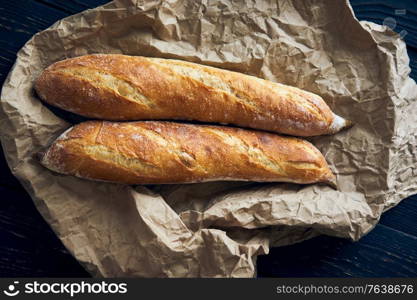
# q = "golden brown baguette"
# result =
<box><xmin>35</xmin><ymin>54</ymin><xmax>351</xmax><ymax>137</ymax></box>
<box><xmin>39</xmin><ymin>121</ymin><xmax>336</xmax><ymax>186</ymax></box>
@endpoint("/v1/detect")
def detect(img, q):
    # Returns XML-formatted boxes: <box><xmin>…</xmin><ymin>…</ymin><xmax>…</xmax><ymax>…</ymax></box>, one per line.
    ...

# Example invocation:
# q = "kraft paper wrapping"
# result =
<box><xmin>0</xmin><ymin>0</ymin><xmax>416</xmax><ymax>277</ymax></box>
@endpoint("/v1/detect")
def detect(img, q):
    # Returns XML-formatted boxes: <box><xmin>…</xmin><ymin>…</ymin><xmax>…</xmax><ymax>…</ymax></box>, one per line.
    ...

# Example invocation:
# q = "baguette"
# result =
<box><xmin>35</xmin><ymin>54</ymin><xmax>351</xmax><ymax>137</ymax></box>
<box><xmin>39</xmin><ymin>121</ymin><xmax>336</xmax><ymax>186</ymax></box>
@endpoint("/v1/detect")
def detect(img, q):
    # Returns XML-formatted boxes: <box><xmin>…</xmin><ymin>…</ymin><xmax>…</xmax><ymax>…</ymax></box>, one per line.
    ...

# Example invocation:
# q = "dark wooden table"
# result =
<box><xmin>0</xmin><ymin>0</ymin><xmax>416</xmax><ymax>277</ymax></box>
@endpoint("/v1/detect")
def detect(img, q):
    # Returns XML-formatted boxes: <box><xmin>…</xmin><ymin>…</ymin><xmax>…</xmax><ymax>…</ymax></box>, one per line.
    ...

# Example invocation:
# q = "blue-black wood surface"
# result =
<box><xmin>0</xmin><ymin>0</ymin><xmax>416</xmax><ymax>277</ymax></box>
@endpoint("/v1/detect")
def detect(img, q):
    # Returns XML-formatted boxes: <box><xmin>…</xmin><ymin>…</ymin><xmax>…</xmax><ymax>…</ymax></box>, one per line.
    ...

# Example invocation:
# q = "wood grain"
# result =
<box><xmin>350</xmin><ymin>0</ymin><xmax>417</xmax><ymax>78</ymax></box>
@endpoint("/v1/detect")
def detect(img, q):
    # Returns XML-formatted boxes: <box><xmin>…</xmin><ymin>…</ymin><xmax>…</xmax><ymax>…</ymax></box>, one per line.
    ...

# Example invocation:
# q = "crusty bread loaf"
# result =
<box><xmin>35</xmin><ymin>54</ymin><xmax>351</xmax><ymax>137</ymax></box>
<box><xmin>39</xmin><ymin>121</ymin><xmax>336</xmax><ymax>186</ymax></box>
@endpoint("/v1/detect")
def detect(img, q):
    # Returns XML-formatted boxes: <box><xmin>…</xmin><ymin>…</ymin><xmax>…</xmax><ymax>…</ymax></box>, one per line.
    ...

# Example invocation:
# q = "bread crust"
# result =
<box><xmin>40</xmin><ymin>121</ymin><xmax>336</xmax><ymax>185</ymax></box>
<box><xmin>35</xmin><ymin>54</ymin><xmax>351</xmax><ymax>136</ymax></box>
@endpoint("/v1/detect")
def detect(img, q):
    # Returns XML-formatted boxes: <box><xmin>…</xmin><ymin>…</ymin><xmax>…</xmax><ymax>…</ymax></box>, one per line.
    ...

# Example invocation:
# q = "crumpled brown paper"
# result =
<box><xmin>0</xmin><ymin>0</ymin><xmax>416</xmax><ymax>277</ymax></box>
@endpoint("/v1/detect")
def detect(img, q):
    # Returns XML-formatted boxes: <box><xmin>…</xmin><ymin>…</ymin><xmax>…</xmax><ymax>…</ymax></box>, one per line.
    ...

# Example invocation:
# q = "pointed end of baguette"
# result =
<box><xmin>329</xmin><ymin>113</ymin><xmax>354</xmax><ymax>134</ymax></box>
